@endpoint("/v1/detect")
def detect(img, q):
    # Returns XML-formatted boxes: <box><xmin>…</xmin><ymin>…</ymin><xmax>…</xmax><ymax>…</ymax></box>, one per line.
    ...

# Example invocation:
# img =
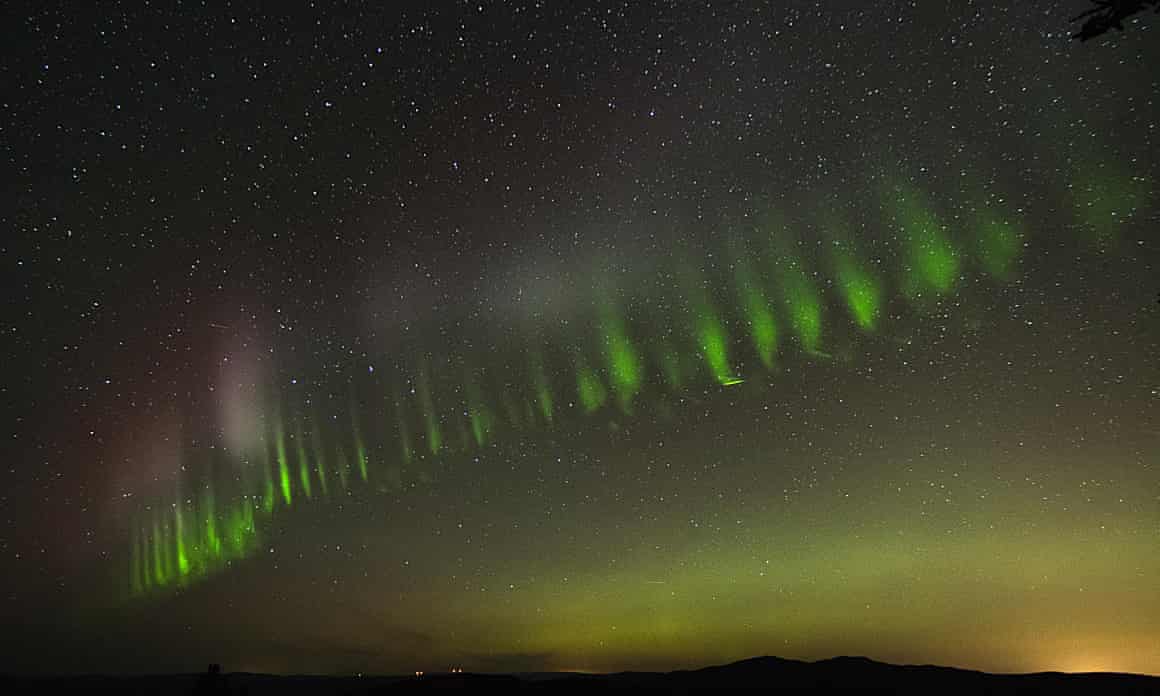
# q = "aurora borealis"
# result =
<box><xmin>3</xmin><ymin>0</ymin><xmax>1158</xmax><ymax>679</ymax></box>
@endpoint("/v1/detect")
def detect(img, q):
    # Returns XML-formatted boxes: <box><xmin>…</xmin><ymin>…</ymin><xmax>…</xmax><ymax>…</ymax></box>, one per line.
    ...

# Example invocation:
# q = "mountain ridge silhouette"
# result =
<box><xmin>3</xmin><ymin>654</ymin><xmax>1158</xmax><ymax>693</ymax></box>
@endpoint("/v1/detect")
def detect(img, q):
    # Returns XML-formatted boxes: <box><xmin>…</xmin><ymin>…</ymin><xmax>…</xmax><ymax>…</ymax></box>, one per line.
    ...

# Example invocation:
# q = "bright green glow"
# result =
<box><xmin>833</xmin><ymin>250</ymin><xmax>881</xmax><ymax>331</ymax></box>
<box><xmin>144</xmin><ymin>527</ymin><xmax>156</xmax><ymax>590</ymax></box>
<box><xmin>681</xmin><ymin>265</ymin><xmax>739</xmax><ymax>385</ymax></box>
<box><xmin>174</xmin><ymin>504</ymin><xmax>189</xmax><ymax>576</ymax></box>
<box><xmin>535</xmin><ymin>382</ymin><xmax>554</xmax><ymax>423</ymax></box>
<box><xmin>781</xmin><ymin>260</ymin><xmax>824</xmax><ymax>354</ymax></box>
<box><xmin>816</xmin><ymin>211</ymin><xmax>879</xmax><ymax>331</ymax></box>
<box><xmin>352</xmin><ymin>408</ymin><xmax>368</xmax><ymax>482</ymax></box>
<box><xmin>164</xmin><ymin>519</ymin><xmax>175</xmax><ymax>581</ymax></box>
<box><xmin>125</xmin><ymin>184</ymin><xmax>1160</xmax><ymax>636</ymax></box>
<box><xmin>469</xmin><ymin>411</ymin><xmax>486</xmax><ymax>446</ymax></box>
<box><xmin>129</xmin><ymin>436</ymin><xmax>269</xmax><ymax>596</ymax></box>
<box><xmin>274</xmin><ymin>422</ymin><xmax>291</xmax><ymax>506</ymax></box>
<box><xmin>203</xmin><ymin>488</ymin><xmax>220</xmax><ymax>556</ymax></box>
<box><xmin>576</xmin><ymin>358</ymin><xmax>608</xmax><ymax>413</ymax></box>
<box><xmin>530</xmin><ymin>348</ymin><xmax>554</xmax><ymax>424</ymax></box>
<box><xmin>733</xmin><ymin>256</ymin><xmax>779</xmax><ymax>369</ymax></box>
<box><xmin>133</xmin><ymin>486</ymin><xmax>264</xmax><ymax>596</ymax></box>
<box><xmin>597</xmin><ymin>295</ymin><xmax>643</xmax><ymax>413</ymax></box>
<box><xmin>126</xmin><ymin>176</ymin><xmax>1160</xmax><ymax>661</ymax></box>
<box><xmin>888</xmin><ymin>184</ymin><xmax>959</xmax><ymax>297</ymax></box>
<box><xmin>470</xmin><ymin>408</ymin><xmax>491</xmax><ymax>446</ymax></box>
<box><xmin>355</xmin><ymin>438</ymin><xmax>368</xmax><ymax>482</ymax></box>
<box><xmin>162</xmin><ymin>515</ymin><xmax>175</xmax><ymax>583</ymax></box>
<box><xmin>748</xmin><ymin>299</ymin><xmax>778</xmax><ymax>369</ymax></box>
<box><xmin>130</xmin><ymin>448</ymin><xmax>1160</xmax><ymax>672</ymax></box>
<box><xmin>295</xmin><ymin>425</ymin><xmax>312</xmax><ymax>500</ymax></box>
<box><xmin>417</xmin><ymin>371</ymin><xmax>442</xmax><ymax>454</ymax></box>
<box><xmin>974</xmin><ymin>212</ymin><xmax>1023</xmax><ymax>280</ymax></box>
<box><xmin>224</xmin><ymin>499</ymin><xmax>256</xmax><ymax>554</ymax></box>
<box><xmin>913</xmin><ymin>232</ymin><xmax>958</xmax><ymax>294</ymax></box>
<box><xmin>465</xmin><ymin>369</ymin><xmax>493</xmax><ymax>446</ymax></box>
<box><xmin>696</xmin><ymin>309</ymin><xmax>735</xmax><ymax>385</ymax></box>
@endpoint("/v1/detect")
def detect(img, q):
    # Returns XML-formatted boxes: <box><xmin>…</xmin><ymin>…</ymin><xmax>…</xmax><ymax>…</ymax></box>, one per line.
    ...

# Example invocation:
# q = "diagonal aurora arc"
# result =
<box><xmin>125</xmin><ymin>172</ymin><xmax>1148</xmax><ymax>598</ymax></box>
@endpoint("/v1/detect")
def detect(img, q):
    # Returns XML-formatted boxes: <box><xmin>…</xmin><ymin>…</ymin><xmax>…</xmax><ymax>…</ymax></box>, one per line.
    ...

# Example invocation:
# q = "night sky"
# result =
<box><xmin>3</xmin><ymin>0</ymin><xmax>1158</xmax><ymax>677</ymax></box>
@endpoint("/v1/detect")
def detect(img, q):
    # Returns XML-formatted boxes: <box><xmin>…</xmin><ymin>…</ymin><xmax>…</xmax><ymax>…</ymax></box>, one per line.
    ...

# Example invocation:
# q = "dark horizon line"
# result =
<box><xmin>4</xmin><ymin>653</ymin><xmax>1158</xmax><ymax>680</ymax></box>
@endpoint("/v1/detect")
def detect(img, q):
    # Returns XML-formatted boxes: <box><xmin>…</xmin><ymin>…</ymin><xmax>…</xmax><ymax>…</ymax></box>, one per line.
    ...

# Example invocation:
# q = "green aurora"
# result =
<box><xmin>125</xmin><ymin>168</ymin><xmax>1144</xmax><ymax>604</ymax></box>
<box><xmin>120</xmin><ymin>171</ymin><xmax>1160</xmax><ymax>677</ymax></box>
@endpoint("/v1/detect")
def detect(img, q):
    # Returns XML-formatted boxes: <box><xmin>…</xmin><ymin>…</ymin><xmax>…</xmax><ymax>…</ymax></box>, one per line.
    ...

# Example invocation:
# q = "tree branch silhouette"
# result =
<box><xmin>1070</xmin><ymin>0</ymin><xmax>1159</xmax><ymax>41</ymax></box>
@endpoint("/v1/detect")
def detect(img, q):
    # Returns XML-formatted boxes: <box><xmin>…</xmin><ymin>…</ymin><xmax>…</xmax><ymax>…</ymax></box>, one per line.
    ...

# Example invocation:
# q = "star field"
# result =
<box><xmin>1</xmin><ymin>0</ymin><xmax>1157</xmax><ymax>677</ymax></box>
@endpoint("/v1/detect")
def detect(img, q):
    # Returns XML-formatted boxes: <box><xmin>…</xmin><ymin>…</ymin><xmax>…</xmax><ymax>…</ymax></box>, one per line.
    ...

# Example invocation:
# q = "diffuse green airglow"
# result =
<box><xmin>295</xmin><ymin>424</ymin><xmax>312</xmax><ymax>500</ymax></box>
<box><xmin>470</xmin><ymin>407</ymin><xmax>491</xmax><ymax>447</ymax></box>
<box><xmin>973</xmin><ymin>211</ymin><xmax>1023</xmax><ymax>281</ymax></box>
<box><xmin>681</xmin><ymin>264</ymin><xmax>740</xmax><ymax>386</ymax></box>
<box><xmin>260</xmin><ymin>439</ymin><xmax>276</xmax><ymax>513</ymax></box>
<box><xmin>356</xmin><ymin>436</ymin><xmax>368</xmax><ymax>482</ymax></box>
<box><xmin>132</xmin><ymin>172</ymin><xmax>1144</xmax><ymax>602</ymax></box>
<box><xmin>887</xmin><ymin>184</ymin><xmax>959</xmax><ymax>298</ymax></box>
<box><xmin>832</xmin><ymin>248</ymin><xmax>881</xmax><ymax>331</ymax></box>
<box><xmin>397</xmin><ymin>404</ymin><xmax>414</xmax><ymax>465</ymax></box>
<box><xmin>465</xmin><ymin>368</ymin><xmax>494</xmax><ymax>446</ymax></box>
<box><xmin>597</xmin><ymin>294</ymin><xmax>643</xmax><ymax>413</ymax></box>
<box><xmin>696</xmin><ymin>307</ymin><xmax>734</xmax><ymax>385</ymax></box>
<box><xmin>203</xmin><ymin>488</ymin><xmax>220</xmax><ymax>556</ymax></box>
<box><xmin>732</xmin><ymin>253</ymin><xmax>779</xmax><ymax>369</ymax></box>
<box><xmin>174</xmin><ymin>504</ymin><xmax>189</xmax><ymax>575</ymax></box>
<box><xmin>1071</xmin><ymin>166</ymin><xmax>1150</xmax><ymax>251</ymax></box>
<box><xmin>132</xmin><ymin>487</ymin><xmax>264</xmax><ymax>596</ymax></box>
<box><xmin>576</xmin><ymin>356</ymin><xmax>608</xmax><ymax>413</ymax></box>
<box><xmin>225</xmin><ymin>499</ymin><xmax>257</xmax><ymax>554</ymax></box>
<box><xmin>759</xmin><ymin>224</ymin><xmax>828</xmax><ymax>358</ymax></box>
<box><xmin>780</xmin><ymin>259</ymin><xmax>824</xmax><ymax>355</ymax></box>
<box><xmin>275</xmin><ymin>421</ymin><xmax>292</xmax><ymax>506</ymax></box>
<box><xmin>352</xmin><ymin>406</ymin><xmax>368</xmax><ymax>482</ymax></box>
<box><xmin>530</xmin><ymin>348</ymin><xmax>555</xmax><ymax>424</ymax></box>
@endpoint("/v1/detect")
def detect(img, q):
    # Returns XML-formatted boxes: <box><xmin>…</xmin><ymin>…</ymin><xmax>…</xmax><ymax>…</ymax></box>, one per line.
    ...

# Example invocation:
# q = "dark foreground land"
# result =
<box><xmin>4</xmin><ymin>655</ymin><xmax>1158</xmax><ymax>694</ymax></box>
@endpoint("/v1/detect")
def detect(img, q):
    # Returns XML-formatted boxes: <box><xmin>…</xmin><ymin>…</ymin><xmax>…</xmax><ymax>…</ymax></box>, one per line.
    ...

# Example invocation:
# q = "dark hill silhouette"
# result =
<box><xmin>2</xmin><ymin>656</ymin><xmax>1157</xmax><ymax>694</ymax></box>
